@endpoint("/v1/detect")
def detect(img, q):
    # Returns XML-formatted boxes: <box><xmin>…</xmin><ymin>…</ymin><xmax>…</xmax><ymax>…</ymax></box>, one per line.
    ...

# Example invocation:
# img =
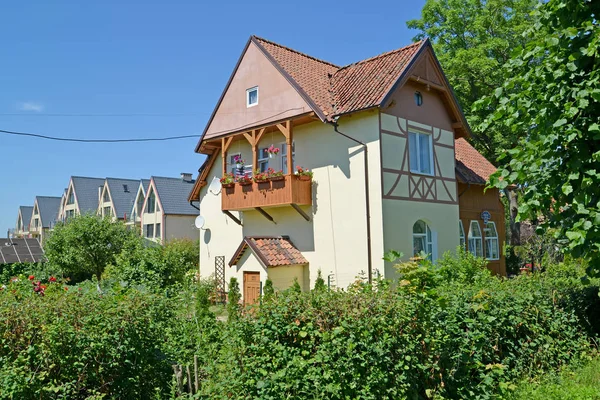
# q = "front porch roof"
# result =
<box><xmin>229</xmin><ymin>236</ymin><xmax>308</xmax><ymax>268</ymax></box>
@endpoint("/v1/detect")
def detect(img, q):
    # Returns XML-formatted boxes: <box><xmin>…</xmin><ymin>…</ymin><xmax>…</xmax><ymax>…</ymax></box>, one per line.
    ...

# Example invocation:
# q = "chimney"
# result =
<box><xmin>181</xmin><ymin>172</ymin><xmax>193</xmax><ymax>182</ymax></box>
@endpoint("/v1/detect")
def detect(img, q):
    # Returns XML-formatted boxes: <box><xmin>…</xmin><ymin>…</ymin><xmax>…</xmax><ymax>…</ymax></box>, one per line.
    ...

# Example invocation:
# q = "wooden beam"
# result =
<box><xmin>409</xmin><ymin>75</ymin><xmax>446</xmax><ymax>92</ymax></box>
<box><xmin>255</xmin><ymin>207</ymin><xmax>275</xmax><ymax>224</ymax></box>
<box><xmin>255</xmin><ymin>128</ymin><xmax>266</xmax><ymax>145</ymax></box>
<box><xmin>286</xmin><ymin>121</ymin><xmax>293</xmax><ymax>175</ymax></box>
<box><xmin>221</xmin><ymin>136</ymin><xmax>233</xmax><ymax>176</ymax></box>
<box><xmin>452</xmin><ymin>122</ymin><xmax>463</xmax><ymax>129</ymax></box>
<box><xmin>223</xmin><ymin>210</ymin><xmax>243</xmax><ymax>226</ymax></box>
<box><xmin>291</xmin><ymin>203</ymin><xmax>310</xmax><ymax>221</ymax></box>
<box><xmin>276</xmin><ymin>122</ymin><xmax>290</xmax><ymax>139</ymax></box>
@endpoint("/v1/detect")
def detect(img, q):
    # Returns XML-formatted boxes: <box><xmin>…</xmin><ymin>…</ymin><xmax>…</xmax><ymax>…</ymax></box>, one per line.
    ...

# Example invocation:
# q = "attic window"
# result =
<box><xmin>123</xmin><ymin>184</ymin><xmax>129</xmax><ymax>193</ymax></box>
<box><xmin>247</xmin><ymin>86</ymin><xmax>258</xmax><ymax>107</ymax></box>
<box><xmin>414</xmin><ymin>91</ymin><xmax>423</xmax><ymax>106</ymax></box>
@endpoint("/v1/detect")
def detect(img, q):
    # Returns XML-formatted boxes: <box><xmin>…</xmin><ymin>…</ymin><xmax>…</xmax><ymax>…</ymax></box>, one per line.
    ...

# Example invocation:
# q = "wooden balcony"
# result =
<box><xmin>221</xmin><ymin>175</ymin><xmax>312</xmax><ymax>212</ymax></box>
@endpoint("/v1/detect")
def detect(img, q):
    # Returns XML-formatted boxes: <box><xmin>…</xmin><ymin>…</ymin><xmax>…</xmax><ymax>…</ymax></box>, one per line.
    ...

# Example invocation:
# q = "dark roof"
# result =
<box><xmin>229</xmin><ymin>236</ymin><xmax>308</xmax><ymax>267</ymax></box>
<box><xmin>105</xmin><ymin>178</ymin><xmax>142</xmax><ymax>219</ymax></box>
<box><xmin>0</xmin><ymin>238</ymin><xmax>45</xmax><ymax>264</ymax></box>
<box><xmin>141</xmin><ymin>179</ymin><xmax>151</xmax><ymax>194</ymax></box>
<box><xmin>19</xmin><ymin>206</ymin><xmax>33</xmax><ymax>230</ymax></box>
<box><xmin>35</xmin><ymin>196</ymin><xmax>62</xmax><ymax>228</ymax></box>
<box><xmin>455</xmin><ymin>138</ymin><xmax>497</xmax><ymax>185</ymax></box>
<box><xmin>72</xmin><ymin>176</ymin><xmax>105</xmax><ymax>214</ymax></box>
<box><xmin>152</xmin><ymin>176</ymin><xmax>198</xmax><ymax>215</ymax></box>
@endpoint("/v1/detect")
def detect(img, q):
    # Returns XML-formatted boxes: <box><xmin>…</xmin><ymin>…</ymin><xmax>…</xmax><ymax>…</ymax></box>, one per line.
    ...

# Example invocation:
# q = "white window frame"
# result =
<box><xmin>145</xmin><ymin>224</ymin><xmax>153</xmax><ymax>238</ymax></box>
<box><xmin>155</xmin><ymin>223</ymin><xmax>161</xmax><ymax>239</ymax></box>
<box><xmin>146</xmin><ymin>189</ymin><xmax>156</xmax><ymax>214</ymax></box>
<box><xmin>230</xmin><ymin>152</ymin><xmax>243</xmax><ymax>176</ymax></box>
<box><xmin>412</xmin><ymin>220</ymin><xmax>435</xmax><ymax>261</ymax></box>
<box><xmin>408</xmin><ymin>130</ymin><xmax>434</xmax><ymax>176</ymax></box>
<box><xmin>484</xmin><ymin>221</ymin><xmax>500</xmax><ymax>260</ymax></box>
<box><xmin>468</xmin><ymin>220</ymin><xmax>483</xmax><ymax>258</ymax></box>
<box><xmin>459</xmin><ymin>220</ymin><xmax>465</xmax><ymax>249</ymax></box>
<box><xmin>279</xmin><ymin>141</ymin><xmax>295</xmax><ymax>174</ymax></box>
<box><xmin>258</xmin><ymin>147</ymin><xmax>269</xmax><ymax>173</ymax></box>
<box><xmin>246</xmin><ymin>86</ymin><xmax>258</xmax><ymax>107</ymax></box>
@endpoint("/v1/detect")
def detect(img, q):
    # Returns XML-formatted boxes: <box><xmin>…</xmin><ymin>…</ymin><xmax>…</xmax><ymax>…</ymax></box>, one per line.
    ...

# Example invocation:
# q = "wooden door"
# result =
<box><xmin>243</xmin><ymin>272</ymin><xmax>261</xmax><ymax>306</ymax></box>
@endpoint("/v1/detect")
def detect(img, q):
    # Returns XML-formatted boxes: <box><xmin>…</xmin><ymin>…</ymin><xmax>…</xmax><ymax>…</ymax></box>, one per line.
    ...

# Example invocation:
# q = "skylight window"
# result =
<box><xmin>247</xmin><ymin>86</ymin><xmax>258</xmax><ymax>107</ymax></box>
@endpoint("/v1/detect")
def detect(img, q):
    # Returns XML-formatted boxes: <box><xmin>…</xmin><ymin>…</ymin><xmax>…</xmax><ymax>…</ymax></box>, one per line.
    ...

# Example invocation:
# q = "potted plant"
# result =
<box><xmin>267</xmin><ymin>167</ymin><xmax>285</xmax><ymax>181</ymax></box>
<box><xmin>236</xmin><ymin>174</ymin><xmax>253</xmax><ymax>186</ymax></box>
<box><xmin>295</xmin><ymin>166</ymin><xmax>313</xmax><ymax>181</ymax></box>
<box><xmin>266</xmin><ymin>145</ymin><xmax>280</xmax><ymax>158</ymax></box>
<box><xmin>253</xmin><ymin>170</ymin><xmax>269</xmax><ymax>183</ymax></box>
<box><xmin>220</xmin><ymin>173</ymin><xmax>235</xmax><ymax>188</ymax></box>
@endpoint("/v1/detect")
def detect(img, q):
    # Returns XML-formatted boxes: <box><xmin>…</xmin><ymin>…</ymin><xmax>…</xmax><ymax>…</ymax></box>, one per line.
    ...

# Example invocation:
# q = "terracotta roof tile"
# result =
<box><xmin>229</xmin><ymin>236</ymin><xmax>308</xmax><ymax>267</ymax></box>
<box><xmin>455</xmin><ymin>138</ymin><xmax>497</xmax><ymax>185</ymax></box>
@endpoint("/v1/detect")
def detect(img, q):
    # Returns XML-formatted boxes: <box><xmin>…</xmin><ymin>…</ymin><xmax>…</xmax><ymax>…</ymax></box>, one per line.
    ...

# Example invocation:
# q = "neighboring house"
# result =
<box><xmin>126</xmin><ymin>179</ymin><xmax>151</xmax><ymax>229</ymax></box>
<box><xmin>60</xmin><ymin>176</ymin><xmax>106</xmax><ymax>221</ymax></box>
<box><xmin>0</xmin><ymin>238</ymin><xmax>45</xmax><ymax>264</ymax></box>
<box><xmin>29</xmin><ymin>196</ymin><xmax>62</xmax><ymax>244</ymax></box>
<box><xmin>140</xmin><ymin>175</ymin><xmax>197</xmax><ymax>244</ymax></box>
<box><xmin>184</xmin><ymin>36</ymin><xmax>505</xmax><ymax>303</ymax></box>
<box><xmin>97</xmin><ymin>178</ymin><xmax>143</xmax><ymax>221</ymax></box>
<box><xmin>14</xmin><ymin>206</ymin><xmax>33</xmax><ymax>238</ymax></box>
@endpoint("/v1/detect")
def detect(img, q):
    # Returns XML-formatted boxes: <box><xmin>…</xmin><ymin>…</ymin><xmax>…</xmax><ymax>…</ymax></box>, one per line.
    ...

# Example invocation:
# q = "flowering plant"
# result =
<box><xmin>220</xmin><ymin>173</ymin><xmax>235</xmax><ymax>185</ymax></box>
<box><xmin>267</xmin><ymin>167</ymin><xmax>284</xmax><ymax>178</ymax></box>
<box><xmin>233</xmin><ymin>155</ymin><xmax>245</xmax><ymax>166</ymax></box>
<box><xmin>253</xmin><ymin>170</ymin><xmax>269</xmax><ymax>182</ymax></box>
<box><xmin>295</xmin><ymin>166</ymin><xmax>313</xmax><ymax>178</ymax></box>
<box><xmin>236</xmin><ymin>174</ymin><xmax>253</xmax><ymax>185</ymax></box>
<box><xmin>267</xmin><ymin>145</ymin><xmax>280</xmax><ymax>156</ymax></box>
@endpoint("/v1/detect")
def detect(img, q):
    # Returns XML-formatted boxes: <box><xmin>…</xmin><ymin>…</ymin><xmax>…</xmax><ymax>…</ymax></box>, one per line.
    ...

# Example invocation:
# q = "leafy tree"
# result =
<box><xmin>44</xmin><ymin>215</ymin><xmax>139</xmax><ymax>287</ymax></box>
<box><xmin>291</xmin><ymin>277</ymin><xmax>302</xmax><ymax>293</ymax></box>
<box><xmin>227</xmin><ymin>277</ymin><xmax>241</xmax><ymax>322</ymax></box>
<box><xmin>480</xmin><ymin>0</ymin><xmax>600</xmax><ymax>275</ymax></box>
<box><xmin>408</xmin><ymin>0</ymin><xmax>539</xmax><ymax>249</ymax></box>
<box><xmin>313</xmin><ymin>270</ymin><xmax>326</xmax><ymax>292</ymax></box>
<box><xmin>263</xmin><ymin>278</ymin><xmax>274</xmax><ymax>301</ymax></box>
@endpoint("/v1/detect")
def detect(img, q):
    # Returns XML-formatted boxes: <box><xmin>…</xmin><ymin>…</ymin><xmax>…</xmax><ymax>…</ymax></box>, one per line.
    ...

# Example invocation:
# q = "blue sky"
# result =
<box><xmin>0</xmin><ymin>0</ymin><xmax>426</xmax><ymax>233</ymax></box>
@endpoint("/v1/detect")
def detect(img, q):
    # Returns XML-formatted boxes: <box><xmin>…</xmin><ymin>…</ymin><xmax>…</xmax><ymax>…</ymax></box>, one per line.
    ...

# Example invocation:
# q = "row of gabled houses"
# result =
<box><xmin>13</xmin><ymin>173</ymin><xmax>198</xmax><ymax>245</ymax></box>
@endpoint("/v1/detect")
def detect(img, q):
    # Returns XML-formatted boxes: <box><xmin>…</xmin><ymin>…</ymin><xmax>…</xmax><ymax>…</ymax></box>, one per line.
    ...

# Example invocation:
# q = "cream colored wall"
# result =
<box><xmin>141</xmin><ymin>208</ymin><xmax>163</xmax><ymax>244</ymax></box>
<box><xmin>269</xmin><ymin>264</ymin><xmax>307</xmax><ymax>292</ymax></box>
<box><xmin>164</xmin><ymin>215</ymin><xmax>197</xmax><ymax>243</ymax></box>
<box><xmin>62</xmin><ymin>181</ymin><xmax>79</xmax><ymax>218</ymax></box>
<box><xmin>204</xmin><ymin>41</ymin><xmax>312</xmax><ymax>139</ymax></box>
<box><xmin>198</xmin><ymin>111</ymin><xmax>385</xmax><ymax>299</ymax></box>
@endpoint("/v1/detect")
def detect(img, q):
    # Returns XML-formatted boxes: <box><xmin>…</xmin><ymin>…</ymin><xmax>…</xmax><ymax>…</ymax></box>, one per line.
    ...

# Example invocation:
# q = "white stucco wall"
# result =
<box><xmin>198</xmin><ymin>111</ymin><xmax>384</xmax><ymax>298</ymax></box>
<box><xmin>164</xmin><ymin>215</ymin><xmax>197</xmax><ymax>243</ymax></box>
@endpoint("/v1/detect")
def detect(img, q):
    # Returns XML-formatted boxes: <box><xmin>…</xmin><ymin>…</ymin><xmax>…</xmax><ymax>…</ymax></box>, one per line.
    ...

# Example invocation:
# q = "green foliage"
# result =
<box><xmin>291</xmin><ymin>277</ymin><xmax>302</xmax><ymax>293</ymax></box>
<box><xmin>479</xmin><ymin>0</ymin><xmax>600</xmax><ymax>276</ymax></box>
<box><xmin>227</xmin><ymin>277</ymin><xmax>241</xmax><ymax>322</ymax></box>
<box><xmin>263</xmin><ymin>278</ymin><xmax>274</xmax><ymax>300</ymax></box>
<box><xmin>509</xmin><ymin>356</ymin><xmax>600</xmax><ymax>400</ymax></box>
<box><xmin>313</xmin><ymin>270</ymin><xmax>326</xmax><ymax>292</ymax></box>
<box><xmin>45</xmin><ymin>214</ymin><xmax>139</xmax><ymax>283</ymax></box>
<box><xmin>195</xmin><ymin>277</ymin><xmax>215</xmax><ymax>319</ymax></box>
<box><xmin>108</xmin><ymin>238</ymin><xmax>199</xmax><ymax>289</ymax></box>
<box><xmin>408</xmin><ymin>0</ymin><xmax>538</xmax><ymax>162</ymax></box>
<box><xmin>0</xmin><ymin>278</ymin><xmax>173</xmax><ymax>399</ymax></box>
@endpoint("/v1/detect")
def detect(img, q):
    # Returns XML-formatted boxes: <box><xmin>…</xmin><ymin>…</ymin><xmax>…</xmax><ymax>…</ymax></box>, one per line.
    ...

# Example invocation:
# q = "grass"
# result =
<box><xmin>508</xmin><ymin>357</ymin><xmax>600</xmax><ymax>400</ymax></box>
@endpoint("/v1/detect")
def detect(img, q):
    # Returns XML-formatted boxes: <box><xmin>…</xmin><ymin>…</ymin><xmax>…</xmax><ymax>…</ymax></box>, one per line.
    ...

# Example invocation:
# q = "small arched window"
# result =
<box><xmin>468</xmin><ymin>221</ymin><xmax>483</xmax><ymax>257</ymax></box>
<box><xmin>484</xmin><ymin>222</ymin><xmax>500</xmax><ymax>260</ymax></box>
<box><xmin>414</xmin><ymin>91</ymin><xmax>423</xmax><ymax>106</ymax></box>
<box><xmin>459</xmin><ymin>220</ymin><xmax>465</xmax><ymax>249</ymax></box>
<box><xmin>413</xmin><ymin>220</ymin><xmax>433</xmax><ymax>259</ymax></box>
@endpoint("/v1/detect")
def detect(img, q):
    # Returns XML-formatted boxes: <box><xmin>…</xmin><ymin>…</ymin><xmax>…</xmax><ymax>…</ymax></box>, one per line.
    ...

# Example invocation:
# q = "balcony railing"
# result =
<box><xmin>221</xmin><ymin>174</ymin><xmax>312</xmax><ymax>211</ymax></box>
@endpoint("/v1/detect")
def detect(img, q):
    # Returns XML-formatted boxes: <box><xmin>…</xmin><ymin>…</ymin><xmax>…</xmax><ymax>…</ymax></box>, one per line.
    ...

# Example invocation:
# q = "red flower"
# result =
<box><xmin>49</xmin><ymin>276</ymin><xmax>57</xmax><ymax>282</ymax></box>
<box><xmin>40</xmin><ymin>284</ymin><xmax>47</xmax><ymax>290</ymax></box>
<box><xmin>28</xmin><ymin>275</ymin><xmax>35</xmax><ymax>281</ymax></box>
<box><xmin>64</xmin><ymin>287</ymin><xmax>69</xmax><ymax>291</ymax></box>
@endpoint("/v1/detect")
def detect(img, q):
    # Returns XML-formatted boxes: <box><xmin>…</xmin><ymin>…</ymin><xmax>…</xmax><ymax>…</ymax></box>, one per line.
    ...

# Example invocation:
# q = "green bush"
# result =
<box><xmin>0</xmin><ymin>277</ymin><xmax>174</xmax><ymax>399</ymax></box>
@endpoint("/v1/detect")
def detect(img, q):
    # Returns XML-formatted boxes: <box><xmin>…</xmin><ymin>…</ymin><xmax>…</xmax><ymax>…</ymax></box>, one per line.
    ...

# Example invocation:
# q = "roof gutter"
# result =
<box><xmin>329</xmin><ymin>119</ymin><xmax>373</xmax><ymax>284</ymax></box>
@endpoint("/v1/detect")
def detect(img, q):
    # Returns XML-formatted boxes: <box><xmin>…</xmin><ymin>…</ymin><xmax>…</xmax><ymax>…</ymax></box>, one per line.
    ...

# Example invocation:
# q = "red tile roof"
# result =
<box><xmin>253</xmin><ymin>36</ymin><xmax>425</xmax><ymax>120</ymax></box>
<box><xmin>455</xmin><ymin>138</ymin><xmax>497</xmax><ymax>185</ymax></box>
<box><xmin>229</xmin><ymin>236</ymin><xmax>308</xmax><ymax>268</ymax></box>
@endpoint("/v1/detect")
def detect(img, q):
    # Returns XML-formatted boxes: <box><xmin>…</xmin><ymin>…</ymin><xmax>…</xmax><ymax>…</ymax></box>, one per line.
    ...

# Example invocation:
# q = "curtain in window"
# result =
<box><xmin>418</xmin><ymin>133</ymin><xmax>432</xmax><ymax>174</ymax></box>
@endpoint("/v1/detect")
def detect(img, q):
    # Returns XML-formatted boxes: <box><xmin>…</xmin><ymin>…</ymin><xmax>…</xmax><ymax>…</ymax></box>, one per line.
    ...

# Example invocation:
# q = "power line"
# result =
<box><xmin>0</xmin><ymin>107</ymin><xmax>306</xmax><ymax>143</ymax></box>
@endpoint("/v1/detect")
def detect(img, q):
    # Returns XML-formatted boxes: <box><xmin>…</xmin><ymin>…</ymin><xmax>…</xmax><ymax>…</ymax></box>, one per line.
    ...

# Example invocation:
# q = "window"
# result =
<box><xmin>258</xmin><ymin>148</ymin><xmax>269</xmax><ymax>173</ymax></box>
<box><xmin>459</xmin><ymin>221</ymin><xmax>465</xmax><ymax>249</ymax></box>
<box><xmin>136</xmin><ymin>194</ymin><xmax>144</xmax><ymax>217</ymax></box>
<box><xmin>145</xmin><ymin>224</ymin><xmax>154</xmax><ymax>238</ymax></box>
<box><xmin>414</xmin><ymin>91</ymin><xmax>423</xmax><ymax>106</ymax></box>
<box><xmin>246</xmin><ymin>86</ymin><xmax>258</xmax><ymax>107</ymax></box>
<box><xmin>67</xmin><ymin>191</ymin><xmax>75</xmax><ymax>205</ymax></box>
<box><xmin>230</xmin><ymin>153</ymin><xmax>243</xmax><ymax>176</ymax></box>
<box><xmin>155</xmin><ymin>223</ymin><xmax>161</xmax><ymax>238</ymax></box>
<box><xmin>33</xmin><ymin>205</ymin><xmax>38</xmax><ymax>215</ymax></box>
<box><xmin>280</xmin><ymin>141</ymin><xmax>295</xmax><ymax>174</ymax></box>
<box><xmin>484</xmin><ymin>222</ymin><xmax>500</xmax><ymax>260</ymax></box>
<box><xmin>146</xmin><ymin>190</ymin><xmax>156</xmax><ymax>213</ymax></box>
<box><xmin>103</xmin><ymin>206</ymin><xmax>112</xmax><ymax>217</ymax></box>
<box><xmin>468</xmin><ymin>221</ymin><xmax>483</xmax><ymax>257</ymax></box>
<box><xmin>34</xmin><ymin>219</ymin><xmax>39</xmax><ymax>229</ymax></box>
<box><xmin>103</xmin><ymin>190</ymin><xmax>110</xmax><ymax>203</ymax></box>
<box><xmin>408</xmin><ymin>131</ymin><xmax>433</xmax><ymax>175</ymax></box>
<box><xmin>413</xmin><ymin>220</ymin><xmax>433</xmax><ymax>260</ymax></box>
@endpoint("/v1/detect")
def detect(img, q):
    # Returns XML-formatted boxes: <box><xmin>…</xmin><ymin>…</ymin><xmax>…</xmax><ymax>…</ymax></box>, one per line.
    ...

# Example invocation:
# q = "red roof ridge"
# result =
<box><xmin>336</xmin><ymin>40</ymin><xmax>425</xmax><ymax>73</ymax></box>
<box><xmin>252</xmin><ymin>35</ymin><xmax>340</xmax><ymax>69</ymax></box>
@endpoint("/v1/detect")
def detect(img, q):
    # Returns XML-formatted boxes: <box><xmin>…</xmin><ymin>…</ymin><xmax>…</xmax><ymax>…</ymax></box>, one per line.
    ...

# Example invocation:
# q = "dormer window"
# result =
<box><xmin>246</xmin><ymin>86</ymin><xmax>258</xmax><ymax>107</ymax></box>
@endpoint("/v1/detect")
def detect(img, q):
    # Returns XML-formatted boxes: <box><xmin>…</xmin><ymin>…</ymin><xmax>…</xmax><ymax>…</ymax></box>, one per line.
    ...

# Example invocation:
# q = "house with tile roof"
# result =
<box><xmin>140</xmin><ymin>174</ymin><xmax>198</xmax><ymax>244</ymax></box>
<box><xmin>189</xmin><ymin>36</ymin><xmax>506</xmax><ymax>303</ymax></box>
<box><xmin>126</xmin><ymin>179</ymin><xmax>151</xmax><ymax>229</ymax></box>
<box><xmin>59</xmin><ymin>176</ymin><xmax>106</xmax><ymax>222</ymax></box>
<box><xmin>97</xmin><ymin>178</ymin><xmax>143</xmax><ymax>221</ymax></box>
<box><xmin>14</xmin><ymin>206</ymin><xmax>34</xmax><ymax>238</ymax></box>
<box><xmin>29</xmin><ymin>196</ymin><xmax>62</xmax><ymax>244</ymax></box>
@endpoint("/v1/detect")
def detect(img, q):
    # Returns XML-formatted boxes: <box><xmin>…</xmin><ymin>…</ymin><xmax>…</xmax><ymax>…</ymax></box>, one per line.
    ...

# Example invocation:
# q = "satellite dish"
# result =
<box><xmin>194</xmin><ymin>215</ymin><xmax>206</xmax><ymax>230</ymax></box>
<box><xmin>208</xmin><ymin>176</ymin><xmax>221</xmax><ymax>195</ymax></box>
